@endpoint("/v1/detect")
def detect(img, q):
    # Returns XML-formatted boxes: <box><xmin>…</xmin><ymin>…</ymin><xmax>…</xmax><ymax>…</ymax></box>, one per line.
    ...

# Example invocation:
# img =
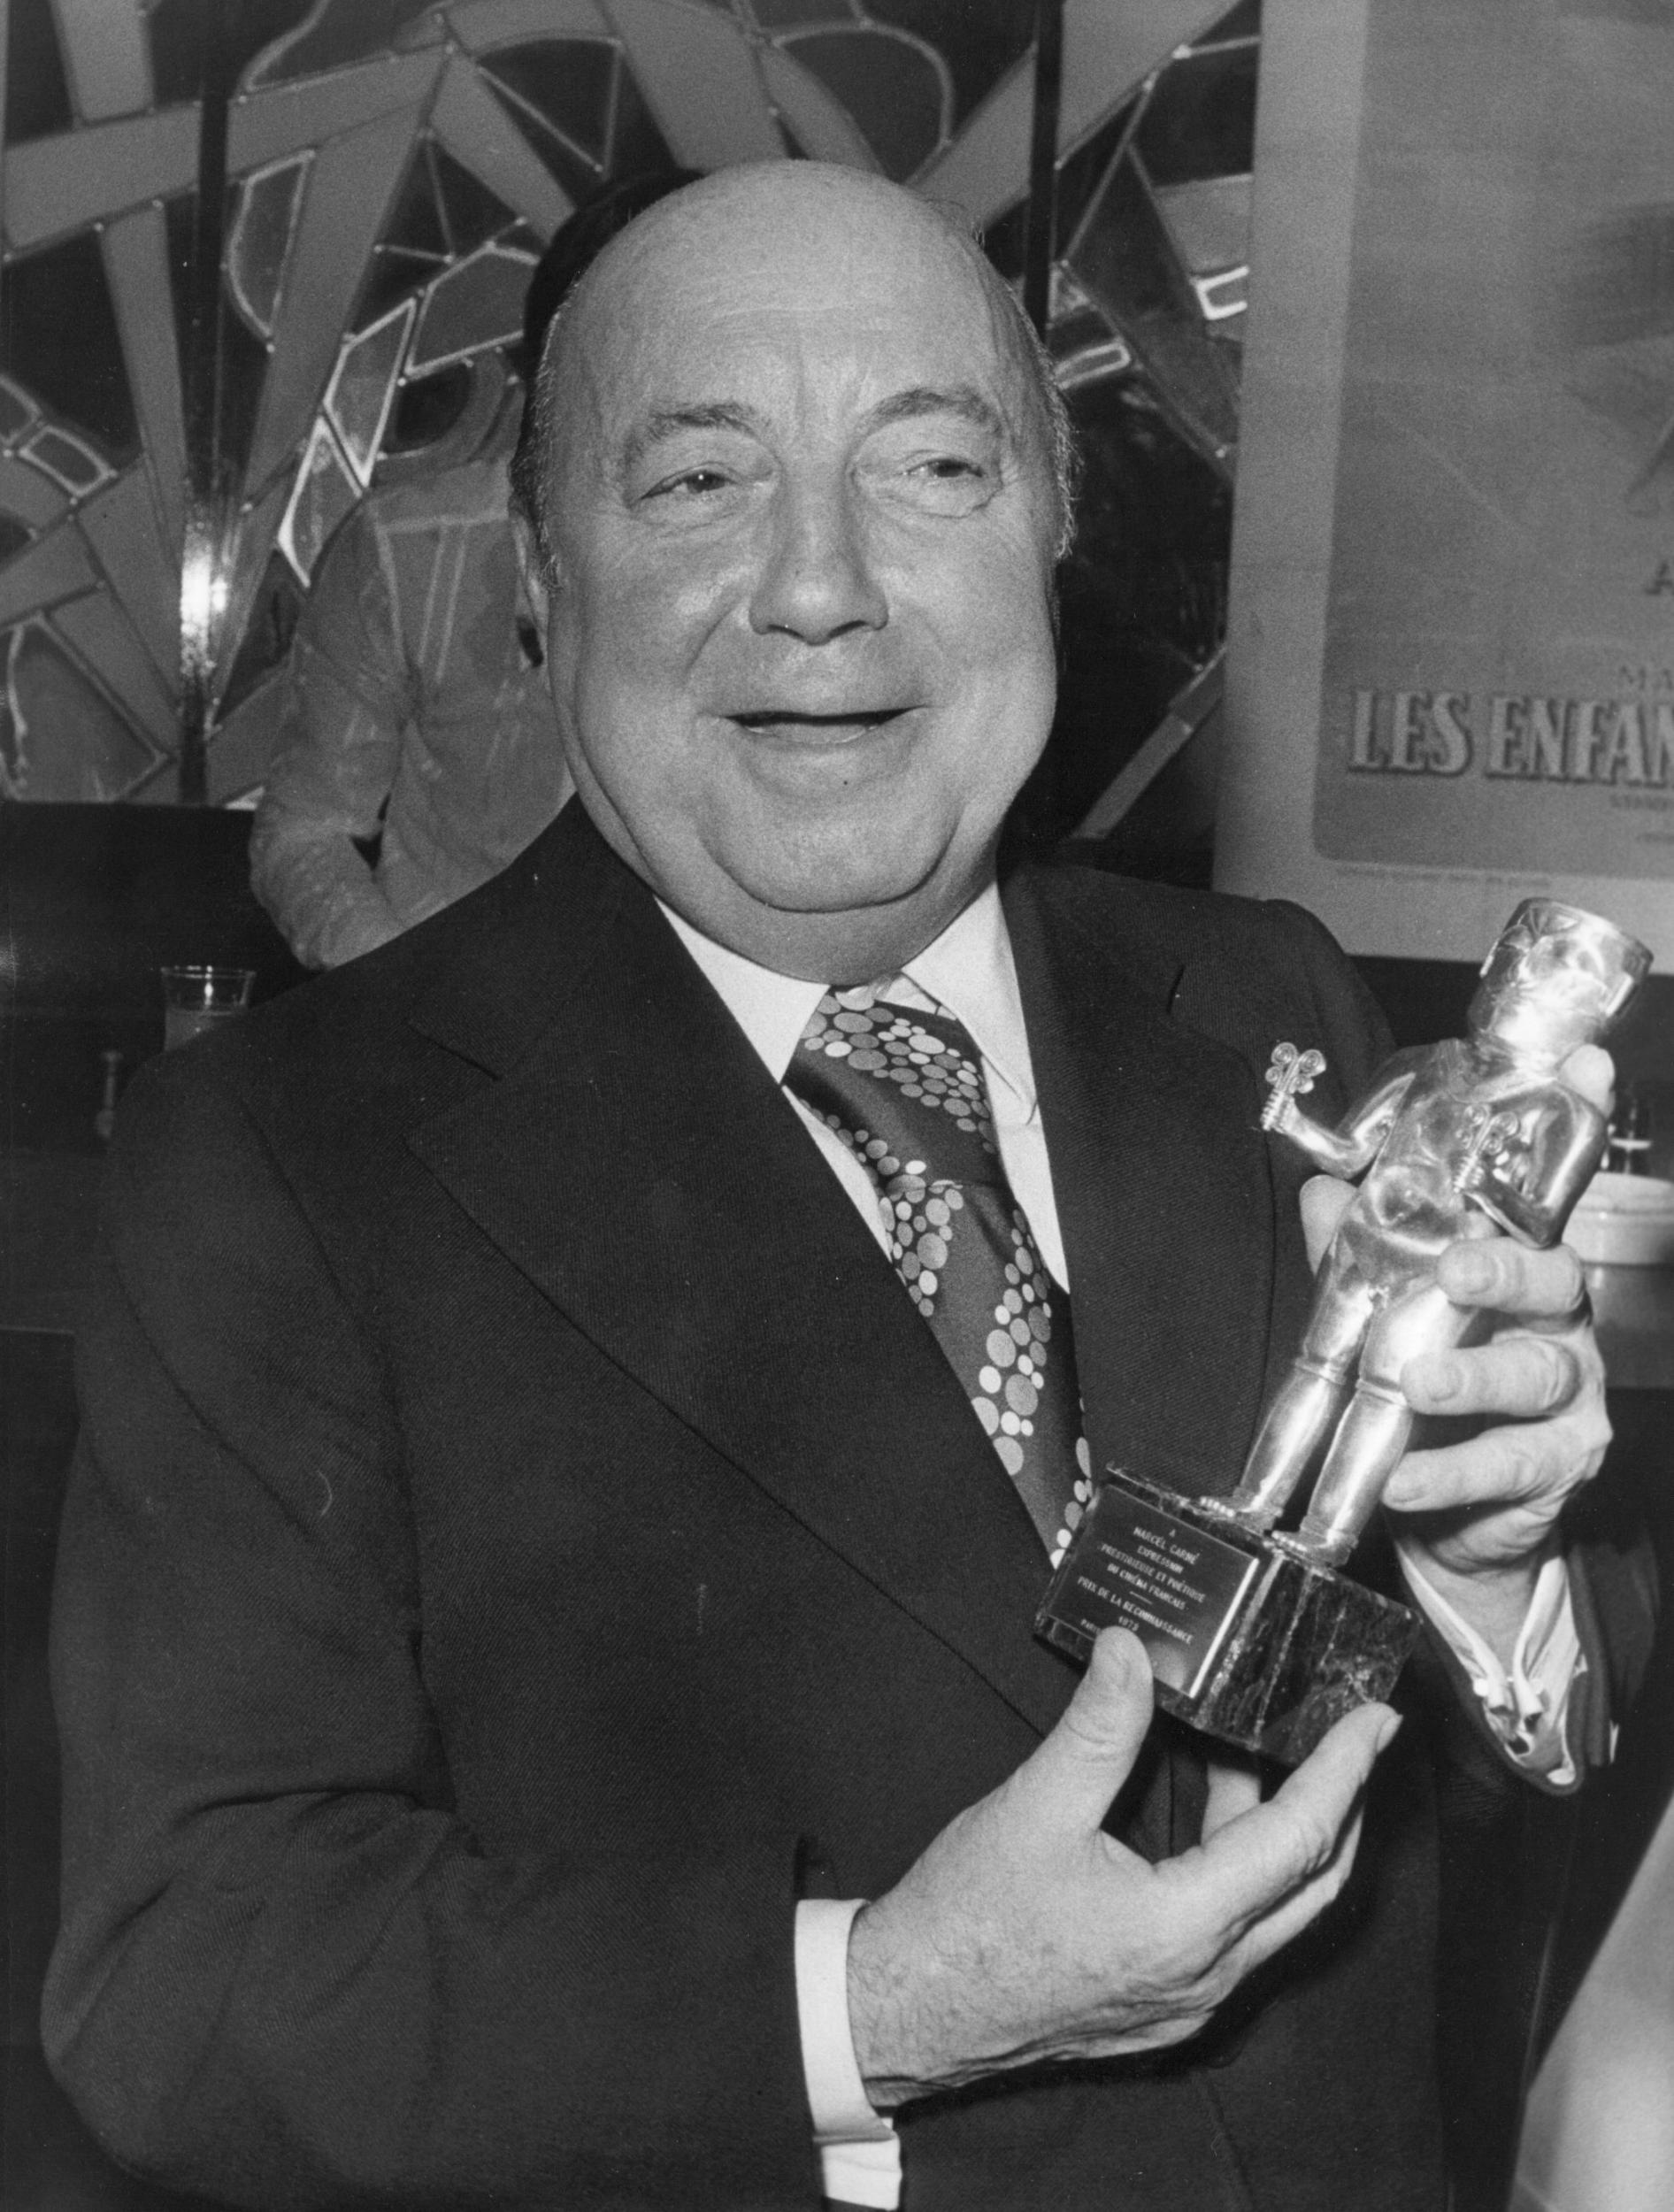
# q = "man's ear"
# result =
<box><xmin>510</xmin><ymin>509</ymin><xmax>553</xmax><ymax>632</ymax></box>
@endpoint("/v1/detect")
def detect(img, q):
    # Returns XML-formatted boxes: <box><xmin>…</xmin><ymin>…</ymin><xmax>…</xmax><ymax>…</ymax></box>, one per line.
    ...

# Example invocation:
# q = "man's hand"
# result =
<box><xmin>847</xmin><ymin>1628</ymin><xmax>1395</xmax><ymax>2107</ymax></box>
<box><xmin>1298</xmin><ymin>1042</ymin><xmax>1613</xmax><ymax>1655</ymax></box>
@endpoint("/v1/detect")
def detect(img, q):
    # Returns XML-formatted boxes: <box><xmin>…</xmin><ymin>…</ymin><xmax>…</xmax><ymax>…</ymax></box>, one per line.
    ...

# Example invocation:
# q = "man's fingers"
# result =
<box><xmin>1202</xmin><ymin>1755</ymin><xmax>1262</xmax><ymax>1840</ymax></box>
<box><xmin>1187</xmin><ymin>1701</ymin><xmax>1396</xmax><ymax>1942</ymax></box>
<box><xmin>1017</xmin><ymin>1627</ymin><xmax>1156</xmax><ymax>1837</ymax></box>
<box><xmin>1402</xmin><ymin>1332</ymin><xmax>1582</xmax><ymax>1420</ymax></box>
<box><xmin>1228</xmin><ymin>1795</ymin><xmax>1371</xmax><ymax>1972</ymax></box>
<box><xmin>1433</xmin><ymin>1236</ymin><xmax>1586</xmax><ymax>1319</ymax></box>
<box><xmin>1300</xmin><ymin>1176</ymin><xmax>1354</xmax><ymax>1271</ymax></box>
<box><xmin>1383</xmin><ymin>1410</ymin><xmax>1608</xmax><ymax>1518</ymax></box>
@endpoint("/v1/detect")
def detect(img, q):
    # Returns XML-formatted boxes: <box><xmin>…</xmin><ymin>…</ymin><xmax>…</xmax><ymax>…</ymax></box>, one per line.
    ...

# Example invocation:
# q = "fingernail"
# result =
<box><xmin>1374</xmin><ymin>1711</ymin><xmax>1402</xmax><ymax>1754</ymax></box>
<box><xmin>1446</xmin><ymin>1248</ymin><xmax>1493</xmax><ymax>1295</ymax></box>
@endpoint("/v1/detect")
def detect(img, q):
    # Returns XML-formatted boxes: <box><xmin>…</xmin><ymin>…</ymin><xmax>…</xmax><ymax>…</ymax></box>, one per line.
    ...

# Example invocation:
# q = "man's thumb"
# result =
<box><xmin>1019</xmin><ymin>1627</ymin><xmax>1155</xmax><ymax>1834</ymax></box>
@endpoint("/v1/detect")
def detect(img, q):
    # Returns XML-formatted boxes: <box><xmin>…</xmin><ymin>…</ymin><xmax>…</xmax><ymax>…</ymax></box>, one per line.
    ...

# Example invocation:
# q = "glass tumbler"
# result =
<box><xmin>160</xmin><ymin>964</ymin><xmax>256</xmax><ymax>1051</ymax></box>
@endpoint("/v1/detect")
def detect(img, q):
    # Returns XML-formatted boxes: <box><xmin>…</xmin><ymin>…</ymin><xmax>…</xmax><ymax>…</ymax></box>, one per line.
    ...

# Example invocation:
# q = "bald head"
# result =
<box><xmin>510</xmin><ymin>163</ymin><xmax>1075</xmax><ymax>569</ymax></box>
<box><xmin>508</xmin><ymin>159</ymin><xmax>1069</xmax><ymax>981</ymax></box>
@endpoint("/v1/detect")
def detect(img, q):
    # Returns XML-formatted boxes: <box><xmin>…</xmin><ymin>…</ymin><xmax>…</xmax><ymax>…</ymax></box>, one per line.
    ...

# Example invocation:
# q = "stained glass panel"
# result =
<box><xmin>277</xmin><ymin>419</ymin><xmax>360</xmax><ymax>582</ymax></box>
<box><xmin>0</xmin><ymin>455</ymin><xmax>63</xmax><ymax>531</ymax></box>
<box><xmin>0</xmin><ymin>234</ymin><xmax>138</xmax><ymax>460</ymax></box>
<box><xmin>433</xmin><ymin>145</ymin><xmax>527</xmax><ymax>256</ymax></box>
<box><xmin>148</xmin><ymin>0</ymin><xmax>315</xmax><ymax>104</ymax></box>
<box><xmin>357</xmin><ymin>246</ymin><xmax>446</xmax><ymax>330</ymax></box>
<box><xmin>1067</xmin><ymin>149</ymin><xmax>1240</xmax><ymax>469</ymax></box>
<box><xmin>19</xmin><ymin>426</ymin><xmax>110</xmax><ymax>497</ymax></box>
<box><xmin>229</xmin><ymin>157</ymin><xmax>314</xmax><ymax>339</ymax></box>
<box><xmin>784</xmin><ymin>30</ymin><xmax>949</xmax><ymax>178</ymax></box>
<box><xmin>480</xmin><ymin>41</ymin><xmax>616</xmax><ymax>165</ymax></box>
<box><xmin>1156</xmin><ymin>175</ymin><xmax>1252</xmax><ymax>283</ymax></box>
<box><xmin>0</xmin><ymin>376</ymin><xmax>39</xmax><ymax>441</ymax></box>
<box><xmin>0</xmin><ymin>0</ymin><xmax>1271</xmax><ymax>807</ymax></box>
<box><xmin>607</xmin><ymin>60</ymin><xmax>680</xmax><ymax>175</ymax></box>
<box><xmin>865</xmin><ymin>0</ymin><xmax>1035</xmax><ymax>130</ymax></box>
<box><xmin>0</xmin><ymin>618</ymin><xmax>158</xmax><ymax>800</ymax></box>
<box><xmin>1133</xmin><ymin>41</ymin><xmax>1258</xmax><ymax>188</ymax></box>
<box><xmin>407</xmin><ymin>248</ymin><xmax>535</xmax><ymax>375</ymax></box>
<box><xmin>384</xmin><ymin>148</ymin><xmax>454</xmax><ymax>261</ymax></box>
<box><xmin>325</xmin><ymin>301</ymin><xmax>417</xmax><ymax>481</ymax></box>
<box><xmin>246</xmin><ymin>0</ymin><xmax>442</xmax><ymax>87</ymax></box>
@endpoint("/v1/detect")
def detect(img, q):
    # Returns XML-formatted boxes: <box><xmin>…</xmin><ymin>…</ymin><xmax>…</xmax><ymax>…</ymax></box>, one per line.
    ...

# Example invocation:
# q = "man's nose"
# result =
<box><xmin>747</xmin><ymin>473</ymin><xmax>887</xmax><ymax>642</ymax></box>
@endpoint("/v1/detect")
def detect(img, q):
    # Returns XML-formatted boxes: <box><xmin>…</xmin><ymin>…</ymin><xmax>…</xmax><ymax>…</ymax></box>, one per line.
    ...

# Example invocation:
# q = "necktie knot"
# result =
<box><xmin>797</xmin><ymin>990</ymin><xmax>1000</xmax><ymax>1179</ymax></box>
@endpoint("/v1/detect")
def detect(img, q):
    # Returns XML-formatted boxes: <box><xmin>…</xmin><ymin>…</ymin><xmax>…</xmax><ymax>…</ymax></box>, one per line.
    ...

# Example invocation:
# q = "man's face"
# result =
<box><xmin>522</xmin><ymin>166</ymin><xmax>1061</xmax><ymax>979</ymax></box>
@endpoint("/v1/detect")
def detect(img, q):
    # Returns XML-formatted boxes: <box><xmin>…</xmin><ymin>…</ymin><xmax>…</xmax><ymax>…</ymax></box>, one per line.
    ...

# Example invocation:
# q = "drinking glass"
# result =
<box><xmin>160</xmin><ymin>965</ymin><xmax>255</xmax><ymax>1051</ymax></box>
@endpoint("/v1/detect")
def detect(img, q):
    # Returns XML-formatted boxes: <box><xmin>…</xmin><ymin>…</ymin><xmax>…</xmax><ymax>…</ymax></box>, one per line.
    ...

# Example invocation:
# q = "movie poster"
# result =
<box><xmin>1217</xmin><ymin>0</ymin><xmax>1674</xmax><ymax>964</ymax></box>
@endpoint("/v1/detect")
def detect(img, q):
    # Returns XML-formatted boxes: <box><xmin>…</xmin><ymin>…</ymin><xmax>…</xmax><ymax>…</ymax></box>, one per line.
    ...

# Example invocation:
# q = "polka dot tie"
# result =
<box><xmin>787</xmin><ymin>984</ymin><xmax>1093</xmax><ymax>1563</ymax></box>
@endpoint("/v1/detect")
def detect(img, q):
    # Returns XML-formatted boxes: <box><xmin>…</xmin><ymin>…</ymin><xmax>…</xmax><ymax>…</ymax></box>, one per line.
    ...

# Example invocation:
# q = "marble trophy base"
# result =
<box><xmin>1035</xmin><ymin>1471</ymin><xmax>1418</xmax><ymax>1766</ymax></box>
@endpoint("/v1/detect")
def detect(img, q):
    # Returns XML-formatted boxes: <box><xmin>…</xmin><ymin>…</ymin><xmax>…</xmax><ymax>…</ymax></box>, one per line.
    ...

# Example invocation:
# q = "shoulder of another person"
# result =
<box><xmin>357</xmin><ymin>452</ymin><xmax>516</xmax><ymax>533</ymax></box>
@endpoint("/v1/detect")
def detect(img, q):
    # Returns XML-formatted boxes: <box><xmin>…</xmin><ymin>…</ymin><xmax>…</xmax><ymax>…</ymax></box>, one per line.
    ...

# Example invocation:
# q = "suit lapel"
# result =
<box><xmin>407</xmin><ymin>811</ymin><xmax>1074</xmax><ymax>1738</ymax></box>
<box><xmin>1003</xmin><ymin>867</ymin><xmax>1278</xmax><ymax>1502</ymax></box>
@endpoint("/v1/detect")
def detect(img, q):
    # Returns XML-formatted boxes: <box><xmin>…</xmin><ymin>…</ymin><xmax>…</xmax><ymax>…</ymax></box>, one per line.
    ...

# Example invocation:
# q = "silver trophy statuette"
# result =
<box><xmin>1217</xmin><ymin>897</ymin><xmax>1650</xmax><ymax>1568</ymax></box>
<box><xmin>1039</xmin><ymin>899</ymin><xmax>1651</xmax><ymax>1763</ymax></box>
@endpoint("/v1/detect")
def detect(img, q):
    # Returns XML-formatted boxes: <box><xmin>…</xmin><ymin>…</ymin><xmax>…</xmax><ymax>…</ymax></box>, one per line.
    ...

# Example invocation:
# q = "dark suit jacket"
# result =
<box><xmin>43</xmin><ymin>805</ymin><xmax>1654</xmax><ymax>2211</ymax></box>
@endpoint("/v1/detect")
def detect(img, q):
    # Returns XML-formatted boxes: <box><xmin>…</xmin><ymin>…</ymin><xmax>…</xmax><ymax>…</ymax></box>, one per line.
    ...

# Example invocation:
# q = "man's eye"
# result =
<box><xmin>646</xmin><ymin>468</ymin><xmax>733</xmax><ymax>500</ymax></box>
<box><xmin>877</xmin><ymin>449</ymin><xmax>996</xmax><ymax>515</ymax></box>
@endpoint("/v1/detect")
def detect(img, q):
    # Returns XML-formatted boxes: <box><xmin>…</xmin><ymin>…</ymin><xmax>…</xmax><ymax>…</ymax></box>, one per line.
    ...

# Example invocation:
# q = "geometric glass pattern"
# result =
<box><xmin>228</xmin><ymin>155</ymin><xmax>313</xmax><ymax>340</ymax></box>
<box><xmin>407</xmin><ymin>246</ymin><xmax>534</xmax><ymax>376</ymax></box>
<box><xmin>325</xmin><ymin>301</ymin><xmax>418</xmax><ymax>486</ymax></box>
<box><xmin>0</xmin><ymin>0</ymin><xmax>1265</xmax><ymax>808</ymax></box>
<box><xmin>277</xmin><ymin>419</ymin><xmax>362</xmax><ymax>586</ymax></box>
<box><xmin>0</xmin><ymin>617</ymin><xmax>161</xmax><ymax>802</ymax></box>
<box><xmin>19</xmin><ymin>426</ymin><xmax>111</xmax><ymax>499</ymax></box>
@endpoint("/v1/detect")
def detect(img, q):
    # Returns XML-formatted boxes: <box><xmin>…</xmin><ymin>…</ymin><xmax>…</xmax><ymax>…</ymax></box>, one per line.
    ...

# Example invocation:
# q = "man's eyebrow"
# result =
<box><xmin>620</xmin><ymin>402</ymin><xmax>762</xmax><ymax>473</ymax></box>
<box><xmin>862</xmin><ymin>385</ymin><xmax>1007</xmax><ymax>441</ymax></box>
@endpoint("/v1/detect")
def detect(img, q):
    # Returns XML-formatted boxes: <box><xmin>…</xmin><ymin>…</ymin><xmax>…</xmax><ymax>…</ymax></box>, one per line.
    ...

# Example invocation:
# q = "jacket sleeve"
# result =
<box><xmin>43</xmin><ymin>1053</ymin><xmax>818</xmax><ymax>2211</ymax></box>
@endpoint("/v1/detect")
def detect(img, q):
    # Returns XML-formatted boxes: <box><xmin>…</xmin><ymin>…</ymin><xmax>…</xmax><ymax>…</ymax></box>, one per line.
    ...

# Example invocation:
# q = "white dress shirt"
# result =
<box><xmin>660</xmin><ymin>886</ymin><xmax>1583</xmax><ymax>2209</ymax></box>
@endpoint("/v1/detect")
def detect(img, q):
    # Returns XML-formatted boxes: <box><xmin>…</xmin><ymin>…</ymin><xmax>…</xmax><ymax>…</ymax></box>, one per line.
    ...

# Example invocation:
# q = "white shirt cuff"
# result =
<box><xmin>795</xmin><ymin>1898</ymin><xmax>901</xmax><ymax>2208</ymax></box>
<box><xmin>1396</xmin><ymin>1545</ymin><xmax>1583</xmax><ymax>1785</ymax></box>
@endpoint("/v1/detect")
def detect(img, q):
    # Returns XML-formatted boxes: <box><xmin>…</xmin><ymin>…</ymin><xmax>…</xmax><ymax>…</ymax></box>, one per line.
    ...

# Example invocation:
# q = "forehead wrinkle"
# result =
<box><xmin>619</xmin><ymin>400</ymin><xmax>764</xmax><ymax>476</ymax></box>
<box><xmin>862</xmin><ymin>383</ymin><xmax>1007</xmax><ymax>443</ymax></box>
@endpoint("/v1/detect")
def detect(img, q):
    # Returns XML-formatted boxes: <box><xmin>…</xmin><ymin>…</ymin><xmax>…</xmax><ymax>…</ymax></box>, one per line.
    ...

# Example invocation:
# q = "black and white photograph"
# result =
<box><xmin>3</xmin><ymin>5</ymin><xmax>1671</xmax><ymax>2209</ymax></box>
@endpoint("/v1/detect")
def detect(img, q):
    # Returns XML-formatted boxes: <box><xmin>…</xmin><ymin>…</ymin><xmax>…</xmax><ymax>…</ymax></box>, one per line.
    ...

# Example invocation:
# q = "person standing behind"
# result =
<box><xmin>249</xmin><ymin>170</ymin><xmax>696</xmax><ymax>970</ymax></box>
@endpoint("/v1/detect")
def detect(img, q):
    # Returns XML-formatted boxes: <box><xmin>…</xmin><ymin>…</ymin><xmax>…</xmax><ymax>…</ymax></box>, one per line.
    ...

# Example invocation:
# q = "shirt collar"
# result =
<box><xmin>657</xmin><ymin>881</ymin><xmax>1036</xmax><ymax>1115</ymax></box>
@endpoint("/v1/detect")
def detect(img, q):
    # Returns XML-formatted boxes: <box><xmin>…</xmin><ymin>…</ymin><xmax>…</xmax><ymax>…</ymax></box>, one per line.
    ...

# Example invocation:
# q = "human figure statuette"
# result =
<box><xmin>1212</xmin><ymin>897</ymin><xmax>1650</xmax><ymax>1565</ymax></box>
<box><xmin>1038</xmin><ymin>899</ymin><xmax>1649</xmax><ymax>1762</ymax></box>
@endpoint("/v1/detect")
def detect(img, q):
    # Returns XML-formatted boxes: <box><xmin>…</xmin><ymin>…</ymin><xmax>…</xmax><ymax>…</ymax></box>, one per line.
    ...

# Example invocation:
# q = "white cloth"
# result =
<box><xmin>1396</xmin><ymin>1544</ymin><xmax>1582</xmax><ymax>1786</ymax></box>
<box><xmin>795</xmin><ymin>1901</ymin><xmax>900</xmax><ymax>2209</ymax></box>
<box><xmin>662</xmin><ymin>887</ymin><xmax>1585</xmax><ymax>2209</ymax></box>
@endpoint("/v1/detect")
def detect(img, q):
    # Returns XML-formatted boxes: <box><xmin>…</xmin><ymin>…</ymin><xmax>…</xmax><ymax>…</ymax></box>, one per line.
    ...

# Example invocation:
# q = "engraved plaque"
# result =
<box><xmin>1038</xmin><ymin>1471</ymin><xmax>1419</xmax><ymax>1765</ymax></box>
<box><xmin>1038</xmin><ymin>1483</ymin><xmax>1262</xmax><ymax>1700</ymax></box>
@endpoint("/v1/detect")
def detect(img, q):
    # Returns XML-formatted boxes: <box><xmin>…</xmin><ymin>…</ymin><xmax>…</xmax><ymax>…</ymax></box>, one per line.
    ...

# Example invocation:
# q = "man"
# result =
<box><xmin>248</xmin><ymin>172</ymin><xmax>695</xmax><ymax>970</ymax></box>
<box><xmin>47</xmin><ymin>165</ymin><xmax>1651</xmax><ymax>2210</ymax></box>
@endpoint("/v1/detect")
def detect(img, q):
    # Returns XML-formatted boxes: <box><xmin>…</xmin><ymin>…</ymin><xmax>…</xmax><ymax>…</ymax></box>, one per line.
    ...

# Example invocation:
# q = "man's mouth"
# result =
<box><xmin>728</xmin><ymin>709</ymin><xmax>910</xmax><ymax>743</ymax></box>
